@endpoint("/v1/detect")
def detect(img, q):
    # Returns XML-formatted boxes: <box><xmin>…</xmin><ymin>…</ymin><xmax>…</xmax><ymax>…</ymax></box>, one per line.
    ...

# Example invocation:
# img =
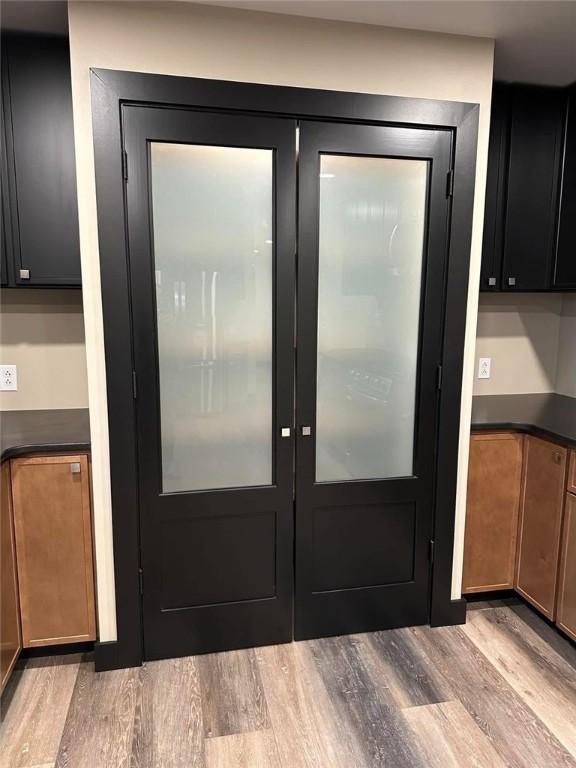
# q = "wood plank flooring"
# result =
<box><xmin>1</xmin><ymin>599</ymin><xmax>575</xmax><ymax>768</ymax></box>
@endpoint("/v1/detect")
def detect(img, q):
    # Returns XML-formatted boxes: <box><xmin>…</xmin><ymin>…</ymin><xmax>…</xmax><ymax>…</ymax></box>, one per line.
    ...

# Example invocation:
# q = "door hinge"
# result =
<box><xmin>122</xmin><ymin>149</ymin><xmax>129</xmax><ymax>182</ymax></box>
<box><xmin>138</xmin><ymin>567</ymin><xmax>144</xmax><ymax>595</ymax></box>
<box><xmin>132</xmin><ymin>370</ymin><xmax>138</xmax><ymax>399</ymax></box>
<box><xmin>436</xmin><ymin>363</ymin><xmax>443</xmax><ymax>391</ymax></box>
<box><xmin>429</xmin><ymin>539</ymin><xmax>435</xmax><ymax>565</ymax></box>
<box><xmin>446</xmin><ymin>168</ymin><xmax>454</xmax><ymax>198</ymax></box>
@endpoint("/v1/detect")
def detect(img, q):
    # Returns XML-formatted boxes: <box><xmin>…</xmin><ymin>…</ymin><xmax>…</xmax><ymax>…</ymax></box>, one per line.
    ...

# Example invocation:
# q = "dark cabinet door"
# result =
<box><xmin>501</xmin><ymin>85</ymin><xmax>565</xmax><ymax>291</ymax></box>
<box><xmin>2</xmin><ymin>33</ymin><xmax>80</xmax><ymax>286</ymax></box>
<box><xmin>480</xmin><ymin>84</ymin><xmax>510</xmax><ymax>292</ymax></box>
<box><xmin>554</xmin><ymin>86</ymin><xmax>576</xmax><ymax>289</ymax></box>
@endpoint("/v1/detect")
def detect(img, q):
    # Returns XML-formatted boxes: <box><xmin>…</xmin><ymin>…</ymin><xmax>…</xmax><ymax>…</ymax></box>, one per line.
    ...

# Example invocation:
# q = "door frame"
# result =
<box><xmin>90</xmin><ymin>68</ymin><xmax>479</xmax><ymax>671</ymax></box>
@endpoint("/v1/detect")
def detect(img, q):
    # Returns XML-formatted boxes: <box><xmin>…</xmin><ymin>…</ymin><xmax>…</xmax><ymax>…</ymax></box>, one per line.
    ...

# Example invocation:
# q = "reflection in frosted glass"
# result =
<box><xmin>150</xmin><ymin>143</ymin><xmax>273</xmax><ymax>492</ymax></box>
<box><xmin>316</xmin><ymin>155</ymin><xmax>428</xmax><ymax>482</ymax></box>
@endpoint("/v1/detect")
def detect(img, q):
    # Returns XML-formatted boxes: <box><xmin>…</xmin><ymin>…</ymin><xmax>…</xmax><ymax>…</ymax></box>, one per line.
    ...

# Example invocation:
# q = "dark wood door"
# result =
<box><xmin>554</xmin><ymin>85</ymin><xmax>576</xmax><ymax>290</ymax></box>
<box><xmin>122</xmin><ymin>106</ymin><xmax>296</xmax><ymax>660</ymax></box>
<box><xmin>1</xmin><ymin>32</ymin><xmax>80</xmax><ymax>287</ymax></box>
<box><xmin>502</xmin><ymin>85</ymin><xmax>565</xmax><ymax>291</ymax></box>
<box><xmin>294</xmin><ymin>121</ymin><xmax>452</xmax><ymax>639</ymax></box>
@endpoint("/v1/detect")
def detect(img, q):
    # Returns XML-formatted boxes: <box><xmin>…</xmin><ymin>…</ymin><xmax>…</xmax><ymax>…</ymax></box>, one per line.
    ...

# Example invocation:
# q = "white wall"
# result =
<box><xmin>68</xmin><ymin>0</ymin><xmax>494</xmax><ymax>639</ymax></box>
<box><xmin>0</xmin><ymin>289</ymin><xmax>88</xmax><ymax>411</ymax></box>
<box><xmin>556</xmin><ymin>294</ymin><xmax>576</xmax><ymax>397</ymax></box>
<box><xmin>473</xmin><ymin>293</ymin><xmax>563</xmax><ymax>396</ymax></box>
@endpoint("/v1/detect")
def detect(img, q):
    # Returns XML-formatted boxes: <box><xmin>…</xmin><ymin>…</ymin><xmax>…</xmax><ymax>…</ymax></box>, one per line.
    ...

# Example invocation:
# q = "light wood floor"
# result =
<box><xmin>1</xmin><ymin>599</ymin><xmax>576</xmax><ymax>768</ymax></box>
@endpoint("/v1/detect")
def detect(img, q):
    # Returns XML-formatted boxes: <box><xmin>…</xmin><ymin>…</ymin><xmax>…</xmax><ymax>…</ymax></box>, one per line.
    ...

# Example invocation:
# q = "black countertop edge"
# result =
<box><xmin>471</xmin><ymin>421</ymin><xmax>576</xmax><ymax>449</ymax></box>
<box><xmin>471</xmin><ymin>394</ymin><xmax>576</xmax><ymax>450</ymax></box>
<box><xmin>2</xmin><ymin>442</ymin><xmax>91</xmax><ymax>463</ymax></box>
<box><xmin>1</xmin><ymin>408</ymin><xmax>91</xmax><ymax>463</ymax></box>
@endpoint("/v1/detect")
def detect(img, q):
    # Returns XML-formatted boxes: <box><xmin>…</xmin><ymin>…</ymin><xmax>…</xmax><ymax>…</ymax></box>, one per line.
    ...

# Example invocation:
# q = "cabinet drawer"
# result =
<box><xmin>11</xmin><ymin>455</ymin><xmax>96</xmax><ymax>647</ymax></box>
<box><xmin>515</xmin><ymin>436</ymin><xmax>566</xmax><ymax>619</ymax></box>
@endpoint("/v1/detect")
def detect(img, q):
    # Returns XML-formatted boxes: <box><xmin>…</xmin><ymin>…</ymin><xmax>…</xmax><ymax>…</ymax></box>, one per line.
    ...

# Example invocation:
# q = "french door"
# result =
<box><xmin>122</xmin><ymin>105</ymin><xmax>452</xmax><ymax>660</ymax></box>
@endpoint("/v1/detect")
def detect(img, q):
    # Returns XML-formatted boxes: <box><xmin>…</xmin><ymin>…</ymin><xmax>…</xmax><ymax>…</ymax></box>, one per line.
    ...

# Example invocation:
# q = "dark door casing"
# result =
<box><xmin>90</xmin><ymin>69</ymin><xmax>479</xmax><ymax>671</ymax></box>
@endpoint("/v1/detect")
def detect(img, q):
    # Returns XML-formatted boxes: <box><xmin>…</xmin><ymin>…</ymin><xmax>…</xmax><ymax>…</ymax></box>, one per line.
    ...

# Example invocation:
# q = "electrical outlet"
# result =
<box><xmin>478</xmin><ymin>357</ymin><xmax>491</xmax><ymax>380</ymax></box>
<box><xmin>0</xmin><ymin>365</ymin><xmax>18</xmax><ymax>391</ymax></box>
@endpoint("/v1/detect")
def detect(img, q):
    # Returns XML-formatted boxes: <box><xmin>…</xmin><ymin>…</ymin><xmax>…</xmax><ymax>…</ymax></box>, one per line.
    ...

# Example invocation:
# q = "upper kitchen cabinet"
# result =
<box><xmin>481</xmin><ymin>82</ymin><xmax>568</xmax><ymax>292</ymax></box>
<box><xmin>1</xmin><ymin>32</ymin><xmax>81</xmax><ymax>287</ymax></box>
<box><xmin>554</xmin><ymin>85</ymin><xmax>576</xmax><ymax>289</ymax></box>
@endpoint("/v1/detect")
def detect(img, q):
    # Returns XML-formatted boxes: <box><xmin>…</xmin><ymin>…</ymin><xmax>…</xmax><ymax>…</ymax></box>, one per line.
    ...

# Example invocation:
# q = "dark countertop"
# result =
<box><xmin>1</xmin><ymin>408</ymin><xmax>91</xmax><ymax>462</ymax></box>
<box><xmin>471</xmin><ymin>393</ymin><xmax>576</xmax><ymax>449</ymax></box>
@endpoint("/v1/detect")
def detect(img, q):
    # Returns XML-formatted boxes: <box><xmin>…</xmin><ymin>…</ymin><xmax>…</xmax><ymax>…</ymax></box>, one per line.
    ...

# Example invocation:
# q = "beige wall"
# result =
<box><xmin>0</xmin><ymin>289</ymin><xmax>88</xmax><ymax>411</ymax></box>
<box><xmin>556</xmin><ymin>294</ymin><xmax>576</xmax><ymax>397</ymax></box>
<box><xmin>473</xmin><ymin>293</ymin><xmax>563</xmax><ymax>396</ymax></box>
<box><xmin>68</xmin><ymin>0</ymin><xmax>494</xmax><ymax>639</ymax></box>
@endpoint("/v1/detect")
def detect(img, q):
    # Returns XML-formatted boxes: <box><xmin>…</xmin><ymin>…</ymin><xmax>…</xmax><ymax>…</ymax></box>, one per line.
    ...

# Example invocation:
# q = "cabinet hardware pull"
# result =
<box><xmin>70</xmin><ymin>462</ymin><xmax>81</xmax><ymax>474</ymax></box>
<box><xmin>488</xmin><ymin>277</ymin><xmax>497</xmax><ymax>286</ymax></box>
<box><xmin>281</xmin><ymin>427</ymin><xmax>291</xmax><ymax>437</ymax></box>
<box><xmin>301</xmin><ymin>426</ymin><xmax>312</xmax><ymax>436</ymax></box>
<box><xmin>507</xmin><ymin>277</ymin><xmax>516</xmax><ymax>286</ymax></box>
<box><xmin>19</xmin><ymin>269</ymin><xmax>30</xmax><ymax>280</ymax></box>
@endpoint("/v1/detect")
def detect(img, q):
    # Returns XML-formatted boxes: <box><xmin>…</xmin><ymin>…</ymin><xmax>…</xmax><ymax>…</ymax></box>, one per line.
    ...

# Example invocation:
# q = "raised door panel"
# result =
<box><xmin>11</xmin><ymin>455</ymin><xmax>96</xmax><ymax>647</ymax></box>
<box><xmin>502</xmin><ymin>86</ymin><xmax>565</xmax><ymax>291</ymax></box>
<box><xmin>515</xmin><ymin>436</ymin><xmax>567</xmax><ymax>618</ymax></box>
<box><xmin>4</xmin><ymin>32</ymin><xmax>81</xmax><ymax>286</ymax></box>
<box><xmin>463</xmin><ymin>433</ymin><xmax>523</xmax><ymax>593</ymax></box>
<box><xmin>556</xmin><ymin>493</ymin><xmax>576</xmax><ymax>642</ymax></box>
<box><xmin>568</xmin><ymin>450</ymin><xmax>576</xmax><ymax>495</ymax></box>
<box><xmin>1</xmin><ymin>462</ymin><xmax>21</xmax><ymax>693</ymax></box>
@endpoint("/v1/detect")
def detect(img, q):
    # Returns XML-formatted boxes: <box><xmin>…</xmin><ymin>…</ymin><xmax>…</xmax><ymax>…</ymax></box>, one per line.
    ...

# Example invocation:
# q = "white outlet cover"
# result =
<box><xmin>478</xmin><ymin>357</ymin><xmax>491</xmax><ymax>380</ymax></box>
<box><xmin>0</xmin><ymin>364</ymin><xmax>18</xmax><ymax>391</ymax></box>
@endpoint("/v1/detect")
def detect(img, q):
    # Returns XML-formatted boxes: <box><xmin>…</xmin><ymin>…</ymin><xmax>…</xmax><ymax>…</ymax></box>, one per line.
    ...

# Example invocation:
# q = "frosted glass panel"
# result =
<box><xmin>316</xmin><ymin>154</ymin><xmax>428</xmax><ymax>482</ymax></box>
<box><xmin>150</xmin><ymin>143</ymin><xmax>273</xmax><ymax>492</ymax></box>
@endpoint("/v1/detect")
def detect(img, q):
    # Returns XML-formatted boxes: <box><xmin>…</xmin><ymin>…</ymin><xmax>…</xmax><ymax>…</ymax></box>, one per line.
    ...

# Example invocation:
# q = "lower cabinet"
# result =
<box><xmin>1</xmin><ymin>462</ymin><xmax>21</xmax><ymax>694</ymax></box>
<box><xmin>11</xmin><ymin>454</ymin><xmax>96</xmax><ymax>647</ymax></box>
<box><xmin>464</xmin><ymin>434</ymin><xmax>576</xmax><ymax>640</ymax></box>
<box><xmin>557</xmin><ymin>492</ymin><xmax>576</xmax><ymax>642</ymax></box>
<box><xmin>463</xmin><ymin>433</ymin><xmax>523</xmax><ymax>593</ymax></box>
<box><xmin>515</xmin><ymin>436</ymin><xmax>567</xmax><ymax>619</ymax></box>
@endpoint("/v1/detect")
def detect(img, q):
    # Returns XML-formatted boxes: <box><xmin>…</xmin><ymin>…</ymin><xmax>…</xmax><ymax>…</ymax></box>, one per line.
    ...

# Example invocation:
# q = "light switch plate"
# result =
<box><xmin>478</xmin><ymin>357</ymin><xmax>491</xmax><ymax>380</ymax></box>
<box><xmin>0</xmin><ymin>365</ymin><xmax>18</xmax><ymax>391</ymax></box>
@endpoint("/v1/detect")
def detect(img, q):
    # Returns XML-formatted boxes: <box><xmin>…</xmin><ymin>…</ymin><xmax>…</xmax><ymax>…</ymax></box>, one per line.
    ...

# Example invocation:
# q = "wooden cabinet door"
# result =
<box><xmin>11</xmin><ymin>455</ymin><xmax>96</xmax><ymax>647</ymax></box>
<box><xmin>480</xmin><ymin>83</ymin><xmax>510</xmax><ymax>292</ymax></box>
<box><xmin>515</xmin><ymin>436</ymin><xmax>567</xmax><ymax>618</ymax></box>
<box><xmin>463</xmin><ymin>433</ymin><xmax>523</xmax><ymax>593</ymax></box>
<box><xmin>554</xmin><ymin>85</ymin><xmax>576</xmax><ymax>289</ymax></box>
<box><xmin>1</xmin><ymin>32</ymin><xmax>81</xmax><ymax>286</ymax></box>
<box><xmin>557</xmin><ymin>493</ymin><xmax>576</xmax><ymax>642</ymax></box>
<box><xmin>502</xmin><ymin>85</ymin><xmax>565</xmax><ymax>291</ymax></box>
<box><xmin>1</xmin><ymin>461</ymin><xmax>21</xmax><ymax>693</ymax></box>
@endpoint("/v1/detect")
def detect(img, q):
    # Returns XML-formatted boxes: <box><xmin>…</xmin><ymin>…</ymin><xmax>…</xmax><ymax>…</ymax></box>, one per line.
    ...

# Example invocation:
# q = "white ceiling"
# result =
<box><xmin>195</xmin><ymin>0</ymin><xmax>576</xmax><ymax>85</ymax></box>
<box><xmin>2</xmin><ymin>1</ymin><xmax>575</xmax><ymax>85</ymax></box>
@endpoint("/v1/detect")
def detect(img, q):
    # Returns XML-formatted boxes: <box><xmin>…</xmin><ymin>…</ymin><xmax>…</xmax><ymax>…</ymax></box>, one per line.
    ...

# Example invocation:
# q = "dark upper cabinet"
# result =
<box><xmin>1</xmin><ymin>32</ymin><xmax>81</xmax><ymax>287</ymax></box>
<box><xmin>554</xmin><ymin>86</ymin><xmax>576</xmax><ymax>290</ymax></box>
<box><xmin>480</xmin><ymin>84</ymin><xmax>510</xmax><ymax>291</ymax></box>
<box><xmin>481</xmin><ymin>83</ymin><xmax>569</xmax><ymax>292</ymax></box>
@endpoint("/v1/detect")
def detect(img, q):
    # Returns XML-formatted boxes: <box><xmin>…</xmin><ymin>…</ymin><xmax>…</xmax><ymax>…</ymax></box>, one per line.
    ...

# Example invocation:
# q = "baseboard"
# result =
<box><xmin>430</xmin><ymin>597</ymin><xmax>467</xmax><ymax>627</ymax></box>
<box><xmin>94</xmin><ymin>639</ymin><xmax>143</xmax><ymax>672</ymax></box>
<box><xmin>21</xmin><ymin>641</ymin><xmax>94</xmax><ymax>659</ymax></box>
